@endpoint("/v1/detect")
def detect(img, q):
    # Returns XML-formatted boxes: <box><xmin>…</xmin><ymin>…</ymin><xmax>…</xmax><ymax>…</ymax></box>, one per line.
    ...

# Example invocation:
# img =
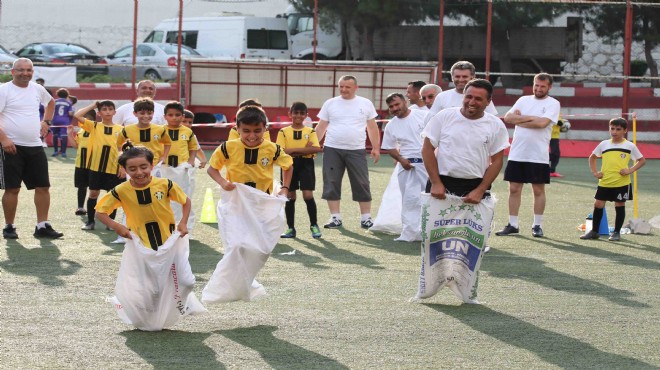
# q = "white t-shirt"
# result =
<box><xmin>410</xmin><ymin>104</ymin><xmax>428</xmax><ymax>111</ymax></box>
<box><xmin>317</xmin><ymin>95</ymin><xmax>378</xmax><ymax>150</ymax></box>
<box><xmin>507</xmin><ymin>95</ymin><xmax>560</xmax><ymax>164</ymax></box>
<box><xmin>381</xmin><ymin>109</ymin><xmax>427</xmax><ymax>158</ymax></box>
<box><xmin>424</xmin><ymin>89</ymin><xmax>498</xmax><ymax>125</ymax></box>
<box><xmin>0</xmin><ymin>81</ymin><xmax>53</xmax><ymax>146</ymax></box>
<box><xmin>423</xmin><ymin>107</ymin><xmax>510</xmax><ymax>179</ymax></box>
<box><xmin>114</xmin><ymin>101</ymin><xmax>166</xmax><ymax>126</ymax></box>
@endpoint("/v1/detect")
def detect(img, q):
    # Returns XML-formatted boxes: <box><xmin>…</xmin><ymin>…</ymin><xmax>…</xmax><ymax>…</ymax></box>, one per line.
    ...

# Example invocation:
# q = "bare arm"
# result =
<box><xmin>41</xmin><ymin>98</ymin><xmax>55</xmax><ymax>137</ymax></box>
<box><xmin>177</xmin><ymin>198</ymin><xmax>191</xmax><ymax>236</ymax></box>
<box><xmin>503</xmin><ymin>109</ymin><xmax>552</xmax><ymax>129</ymax></box>
<box><xmin>96</xmin><ymin>211</ymin><xmax>132</xmax><ymax>240</ymax></box>
<box><xmin>588</xmin><ymin>154</ymin><xmax>602</xmax><ymax>179</ymax></box>
<box><xmin>315</xmin><ymin>119</ymin><xmax>329</xmax><ymax>142</ymax></box>
<box><xmin>0</xmin><ymin>126</ymin><xmax>16</xmax><ymax>154</ymax></box>
<box><xmin>187</xmin><ymin>150</ymin><xmax>197</xmax><ymax>167</ymax></box>
<box><xmin>159</xmin><ymin>145</ymin><xmax>171</xmax><ymax>165</ymax></box>
<box><xmin>366</xmin><ymin>118</ymin><xmax>380</xmax><ymax>164</ymax></box>
<box><xmin>207</xmin><ymin>165</ymin><xmax>234</xmax><ymax>191</ymax></box>
<box><xmin>463</xmin><ymin>150</ymin><xmax>504</xmax><ymax>204</ymax></box>
<box><xmin>422</xmin><ymin>138</ymin><xmax>445</xmax><ymax>199</ymax></box>
<box><xmin>284</xmin><ymin>142</ymin><xmax>322</xmax><ymax>156</ymax></box>
<box><xmin>621</xmin><ymin>157</ymin><xmax>646</xmax><ymax>176</ymax></box>
<box><xmin>196</xmin><ymin>150</ymin><xmax>207</xmax><ymax>168</ymax></box>
<box><xmin>382</xmin><ymin>148</ymin><xmax>412</xmax><ymax>170</ymax></box>
<box><xmin>279</xmin><ymin>166</ymin><xmax>293</xmax><ymax>197</ymax></box>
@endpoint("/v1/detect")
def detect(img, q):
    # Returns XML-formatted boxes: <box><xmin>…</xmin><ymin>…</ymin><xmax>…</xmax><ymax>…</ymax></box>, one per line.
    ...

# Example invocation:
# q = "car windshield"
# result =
<box><xmin>43</xmin><ymin>44</ymin><xmax>93</xmax><ymax>55</ymax></box>
<box><xmin>0</xmin><ymin>45</ymin><xmax>11</xmax><ymax>54</ymax></box>
<box><xmin>160</xmin><ymin>44</ymin><xmax>200</xmax><ymax>56</ymax></box>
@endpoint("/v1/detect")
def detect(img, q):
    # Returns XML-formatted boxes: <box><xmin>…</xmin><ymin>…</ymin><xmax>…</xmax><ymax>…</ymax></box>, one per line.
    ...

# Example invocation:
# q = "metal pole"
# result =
<box><xmin>176</xmin><ymin>0</ymin><xmax>183</xmax><ymax>101</ymax></box>
<box><xmin>131</xmin><ymin>0</ymin><xmax>139</xmax><ymax>100</ymax></box>
<box><xmin>622</xmin><ymin>0</ymin><xmax>632</xmax><ymax>116</ymax></box>
<box><xmin>313</xmin><ymin>0</ymin><xmax>318</xmax><ymax>65</ymax></box>
<box><xmin>437</xmin><ymin>0</ymin><xmax>445</xmax><ymax>84</ymax></box>
<box><xmin>485</xmin><ymin>0</ymin><xmax>493</xmax><ymax>80</ymax></box>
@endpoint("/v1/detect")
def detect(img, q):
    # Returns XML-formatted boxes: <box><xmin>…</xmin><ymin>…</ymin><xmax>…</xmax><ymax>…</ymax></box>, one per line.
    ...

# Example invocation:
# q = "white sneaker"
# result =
<box><xmin>111</xmin><ymin>236</ymin><xmax>126</xmax><ymax>244</ymax></box>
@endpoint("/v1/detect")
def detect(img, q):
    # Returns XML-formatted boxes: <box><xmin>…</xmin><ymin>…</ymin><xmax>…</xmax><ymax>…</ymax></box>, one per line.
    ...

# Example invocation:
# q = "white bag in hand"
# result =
<box><xmin>202</xmin><ymin>183</ymin><xmax>287</xmax><ymax>304</ymax></box>
<box><xmin>108</xmin><ymin>232</ymin><xmax>207</xmax><ymax>331</ymax></box>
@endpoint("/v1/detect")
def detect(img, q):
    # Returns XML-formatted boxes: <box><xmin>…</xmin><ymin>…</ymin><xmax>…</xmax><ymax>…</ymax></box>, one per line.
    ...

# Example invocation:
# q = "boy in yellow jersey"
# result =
<box><xmin>117</xmin><ymin>98</ymin><xmax>171</xmax><ymax>171</ymax></box>
<box><xmin>183</xmin><ymin>109</ymin><xmax>207</xmax><ymax>168</ymax></box>
<box><xmin>208</xmin><ymin>105</ymin><xmax>293</xmax><ymax>195</ymax></box>
<box><xmin>67</xmin><ymin>114</ymin><xmax>92</xmax><ymax>216</ymax></box>
<box><xmin>96</xmin><ymin>142</ymin><xmax>191</xmax><ymax>250</ymax></box>
<box><xmin>276</xmin><ymin>102</ymin><xmax>322</xmax><ymax>238</ymax></box>
<box><xmin>73</xmin><ymin>100</ymin><xmax>125</xmax><ymax>230</ymax></box>
<box><xmin>580</xmin><ymin>117</ymin><xmax>645</xmax><ymax>241</ymax></box>
<box><xmin>227</xmin><ymin>98</ymin><xmax>271</xmax><ymax>142</ymax></box>
<box><xmin>163</xmin><ymin>102</ymin><xmax>198</xmax><ymax>169</ymax></box>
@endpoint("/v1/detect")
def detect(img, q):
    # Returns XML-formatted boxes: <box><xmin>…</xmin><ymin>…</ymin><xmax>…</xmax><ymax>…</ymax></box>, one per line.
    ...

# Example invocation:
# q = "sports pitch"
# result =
<box><xmin>1</xmin><ymin>154</ymin><xmax>658</xmax><ymax>369</ymax></box>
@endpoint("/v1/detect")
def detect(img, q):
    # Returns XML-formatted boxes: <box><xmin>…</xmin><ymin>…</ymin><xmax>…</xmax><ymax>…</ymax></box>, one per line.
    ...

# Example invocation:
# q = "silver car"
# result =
<box><xmin>104</xmin><ymin>43</ymin><xmax>204</xmax><ymax>81</ymax></box>
<box><xmin>0</xmin><ymin>44</ymin><xmax>18</xmax><ymax>74</ymax></box>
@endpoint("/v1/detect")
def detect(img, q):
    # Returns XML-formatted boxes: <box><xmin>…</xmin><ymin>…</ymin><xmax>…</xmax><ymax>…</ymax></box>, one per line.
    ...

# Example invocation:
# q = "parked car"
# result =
<box><xmin>0</xmin><ymin>44</ymin><xmax>18</xmax><ymax>74</ymax></box>
<box><xmin>104</xmin><ymin>43</ymin><xmax>204</xmax><ymax>81</ymax></box>
<box><xmin>14</xmin><ymin>42</ymin><xmax>107</xmax><ymax>77</ymax></box>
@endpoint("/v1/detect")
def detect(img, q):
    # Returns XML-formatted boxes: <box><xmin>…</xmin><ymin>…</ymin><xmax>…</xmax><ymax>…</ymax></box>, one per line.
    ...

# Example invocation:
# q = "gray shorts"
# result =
<box><xmin>322</xmin><ymin>146</ymin><xmax>371</xmax><ymax>202</ymax></box>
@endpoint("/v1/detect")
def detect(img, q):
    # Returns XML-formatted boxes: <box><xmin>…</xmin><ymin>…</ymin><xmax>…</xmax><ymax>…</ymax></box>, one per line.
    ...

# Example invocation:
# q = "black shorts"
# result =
<box><xmin>88</xmin><ymin>170</ymin><xmax>123</xmax><ymax>191</ymax></box>
<box><xmin>425</xmin><ymin>175</ymin><xmax>491</xmax><ymax>199</ymax></box>
<box><xmin>74</xmin><ymin>167</ymin><xmax>90</xmax><ymax>188</ymax></box>
<box><xmin>283</xmin><ymin>157</ymin><xmax>316</xmax><ymax>191</ymax></box>
<box><xmin>0</xmin><ymin>145</ymin><xmax>50</xmax><ymax>190</ymax></box>
<box><xmin>504</xmin><ymin>160</ymin><xmax>550</xmax><ymax>184</ymax></box>
<box><xmin>595</xmin><ymin>185</ymin><xmax>632</xmax><ymax>202</ymax></box>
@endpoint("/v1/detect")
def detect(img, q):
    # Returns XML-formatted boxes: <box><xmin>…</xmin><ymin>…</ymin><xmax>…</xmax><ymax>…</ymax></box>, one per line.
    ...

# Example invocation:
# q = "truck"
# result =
<box><xmin>144</xmin><ymin>16</ymin><xmax>292</xmax><ymax>60</ymax></box>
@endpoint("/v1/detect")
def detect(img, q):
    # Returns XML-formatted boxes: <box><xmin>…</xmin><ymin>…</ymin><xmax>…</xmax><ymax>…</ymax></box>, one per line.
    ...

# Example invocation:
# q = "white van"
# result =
<box><xmin>278</xmin><ymin>7</ymin><xmax>343</xmax><ymax>60</ymax></box>
<box><xmin>144</xmin><ymin>16</ymin><xmax>292</xmax><ymax>60</ymax></box>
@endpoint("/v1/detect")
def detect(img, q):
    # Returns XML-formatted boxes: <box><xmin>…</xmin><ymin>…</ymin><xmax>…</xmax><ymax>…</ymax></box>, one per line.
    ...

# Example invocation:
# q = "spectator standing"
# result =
<box><xmin>419</xmin><ymin>84</ymin><xmax>442</xmax><ymax>109</ymax></box>
<box><xmin>406</xmin><ymin>80</ymin><xmax>428</xmax><ymax>110</ymax></box>
<box><xmin>114</xmin><ymin>80</ymin><xmax>166</xmax><ymax>125</ymax></box>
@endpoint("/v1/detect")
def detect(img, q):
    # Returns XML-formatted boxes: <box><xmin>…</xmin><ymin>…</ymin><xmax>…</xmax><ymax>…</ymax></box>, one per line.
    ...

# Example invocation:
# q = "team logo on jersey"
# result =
<box><xmin>181</xmin><ymin>134</ymin><xmax>188</xmax><ymax>140</ymax></box>
<box><xmin>261</xmin><ymin>157</ymin><xmax>270</xmax><ymax>167</ymax></box>
<box><xmin>620</xmin><ymin>153</ymin><xmax>626</xmax><ymax>159</ymax></box>
<box><xmin>304</xmin><ymin>133</ymin><xmax>310</xmax><ymax>140</ymax></box>
<box><xmin>153</xmin><ymin>134</ymin><xmax>160</xmax><ymax>140</ymax></box>
<box><xmin>154</xmin><ymin>191</ymin><xmax>165</xmax><ymax>200</ymax></box>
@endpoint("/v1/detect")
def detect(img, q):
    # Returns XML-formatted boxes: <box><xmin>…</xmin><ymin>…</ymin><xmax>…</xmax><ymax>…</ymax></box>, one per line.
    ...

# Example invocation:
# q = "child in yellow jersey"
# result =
<box><xmin>67</xmin><ymin>111</ymin><xmax>93</xmax><ymax>216</ymax></box>
<box><xmin>117</xmin><ymin>98</ymin><xmax>171</xmax><ymax>171</ymax></box>
<box><xmin>73</xmin><ymin>100</ymin><xmax>125</xmax><ymax>230</ymax></box>
<box><xmin>276</xmin><ymin>102</ymin><xmax>322</xmax><ymax>239</ymax></box>
<box><xmin>580</xmin><ymin>117</ymin><xmax>646</xmax><ymax>241</ymax></box>
<box><xmin>96</xmin><ymin>141</ymin><xmax>191</xmax><ymax>250</ymax></box>
<box><xmin>208</xmin><ymin>105</ymin><xmax>293</xmax><ymax>195</ymax></box>
<box><xmin>183</xmin><ymin>109</ymin><xmax>207</xmax><ymax>168</ymax></box>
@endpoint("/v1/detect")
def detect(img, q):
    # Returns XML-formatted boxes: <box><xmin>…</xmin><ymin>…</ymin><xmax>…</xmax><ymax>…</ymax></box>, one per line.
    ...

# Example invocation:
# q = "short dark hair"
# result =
<box><xmin>290</xmin><ymin>101</ymin><xmax>307</xmax><ymax>112</ymax></box>
<box><xmin>56</xmin><ymin>88</ymin><xmax>69</xmax><ymax>98</ymax></box>
<box><xmin>239</xmin><ymin>98</ymin><xmax>262</xmax><ymax>108</ymax></box>
<box><xmin>450</xmin><ymin>61</ymin><xmax>476</xmax><ymax>76</ymax></box>
<box><xmin>164</xmin><ymin>101</ymin><xmax>184</xmax><ymax>114</ymax></box>
<box><xmin>385</xmin><ymin>92</ymin><xmax>405</xmax><ymax>104</ymax></box>
<box><xmin>464</xmin><ymin>79</ymin><xmax>493</xmax><ymax>100</ymax></box>
<box><xmin>69</xmin><ymin>95</ymin><xmax>78</xmax><ymax>105</ymax></box>
<box><xmin>339</xmin><ymin>75</ymin><xmax>357</xmax><ymax>84</ymax></box>
<box><xmin>133</xmin><ymin>97</ymin><xmax>154</xmax><ymax>112</ymax></box>
<box><xmin>408</xmin><ymin>80</ymin><xmax>426</xmax><ymax>90</ymax></box>
<box><xmin>96</xmin><ymin>100</ymin><xmax>116</xmax><ymax>110</ymax></box>
<box><xmin>236</xmin><ymin>105</ymin><xmax>267</xmax><ymax>127</ymax></box>
<box><xmin>83</xmin><ymin>109</ymin><xmax>97</xmax><ymax>121</ymax></box>
<box><xmin>118</xmin><ymin>140</ymin><xmax>154</xmax><ymax>167</ymax></box>
<box><xmin>35</xmin><ymin>78</ymin><xmax>45</xmax><ymax>83</ymax></box>
<box><xmin>535</xmin><ymin>73</ymin><xmax>553</xmax><ymax>85</ymax></box>
<box><xmin>609</xmin><ymin>117</ymin><xmax>628</xmax><ymax>130</ymax></box>
<box><xmin>183</xmin><ymin>109</ymin><xmax>194</xmax><ymax>119</ymax></box>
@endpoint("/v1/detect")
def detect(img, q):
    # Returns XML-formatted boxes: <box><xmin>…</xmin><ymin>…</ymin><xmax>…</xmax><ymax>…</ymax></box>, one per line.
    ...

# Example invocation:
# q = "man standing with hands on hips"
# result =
<box><xmin>315</xmin><ymin>75</ymin><xmax>381</xmax><ymax>229</ymax></box>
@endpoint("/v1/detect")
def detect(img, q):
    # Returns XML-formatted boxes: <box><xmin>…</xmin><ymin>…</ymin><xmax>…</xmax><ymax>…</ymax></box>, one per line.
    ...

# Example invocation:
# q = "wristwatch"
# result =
<box><xmin>43</xmin><ymin>120</ymin><xmax>52</xmax><ymax>126</ymax></box>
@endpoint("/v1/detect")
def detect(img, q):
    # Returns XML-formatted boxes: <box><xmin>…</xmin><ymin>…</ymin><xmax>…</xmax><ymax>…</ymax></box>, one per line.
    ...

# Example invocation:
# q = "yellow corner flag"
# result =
<box><xmin>199</xmin><ymin>188</ymin><xmax>218</xmax><ymax>223</ymax></box>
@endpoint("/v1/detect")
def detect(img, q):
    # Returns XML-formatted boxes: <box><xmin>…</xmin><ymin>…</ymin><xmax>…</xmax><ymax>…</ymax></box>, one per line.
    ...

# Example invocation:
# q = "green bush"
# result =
<box><xmin>630</xmin><ymin>60</ymin><xmax>648</xmax><ymax>77</ymax></box>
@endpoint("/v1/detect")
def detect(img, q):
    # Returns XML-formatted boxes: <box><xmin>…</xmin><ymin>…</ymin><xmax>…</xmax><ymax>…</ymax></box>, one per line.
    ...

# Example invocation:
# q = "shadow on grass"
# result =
<box><xmin>483</xmin><ymin>248</ymin><xmax>649</xmax><ymax>308</ymax></box>
<box><xmin>272</xmin><ymin>242</ymin><xmax>330</xmax><ymax>269</ymax></box>
<box><xmin>542</xmin><ymin>236</ymin><xmax>660</xmax><ymax>270</ymax></box>
<box><xmin>121</xmin><ymin>330</ymin><xmax>223</xmax><ymax>369</ymax></box>
<box><xmin>279</xmin><ymin>236</ymin><xmax>384</xmax><ymax>270</ymax></box>
<box><xmin>217</xmin><ymin>325</ymin><xmax>349</xmax><ymax>370</ymax></box>
<box><xmin>0</xmin><ymin>240</ymin><xmax>81</xmax><ymax>286</ymax></box>
<box><xmin>424</xmin><ymin>304</ymin><xmax>654</xmax><ymax>369</ymax></box>
<box><xmin>346</xmin><ymin>228</ymin><xmax>420</xmax><ymax>256</ymax></box>
<box><xmin>189</xmin><ymin>239</ymin><xmax>224</xmax><ymax>282</ymax></box>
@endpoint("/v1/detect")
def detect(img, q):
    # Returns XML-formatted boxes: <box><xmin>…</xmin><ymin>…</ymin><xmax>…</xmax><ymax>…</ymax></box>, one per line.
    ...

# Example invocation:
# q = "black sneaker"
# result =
<box><xmin>33</xmin><ymin>224</ymin><xmax>64</xmax><ymax>239</ymax></box>
<box><xmin>324</xmin><ymin>217</ymin><xmax>343</xmax><ymax>229</ymax></box>
<box><xmin>3</xmin><ymin>225</ymin><xmax>18</xmax><ymax>239</ymax></box>
<box><xmin>495</xmin><ymin>224</ymin><xmax>519</xmax><ymax>236</ymax></box>
<box><xmin>360</xmin><ymin>218</ymin><xmax>374</xmax><ymax>229</ymax></box>
<box><xmin>580</xmin><ymin>230</ymin><xmax>600</xmax><ymax>240</ymax></box>
<box><xmin>531</xmin><ymin>225</ymin><xmax>544</xmax><ymax>238</ymax></box>
<box><xmin>75</xmin><ymin>208</ymin><xmax>87</xmax><ymax>216</ymax></box>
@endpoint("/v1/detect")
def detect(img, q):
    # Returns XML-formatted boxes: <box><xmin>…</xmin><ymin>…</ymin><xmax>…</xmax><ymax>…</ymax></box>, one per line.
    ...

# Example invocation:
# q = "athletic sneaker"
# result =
<box><xmin>608</xmin><ymin>231</ymin><xmax>621</xmax><ymax>241</ymax></box>
<box><xmin>51</xmin><ymin>151</ymin><xmax>59</xmax><ymax>157</ymax></box>
<box><xmin>111</xmin><ymin>236</ymin><xmax>126</xmax><ymax>244</ymax></box>
<box><xmin>60</xmin><ymin>153</ymin><xmax>67</xmax><ymax>158</ymax></box>
<box><xmin>75</xmin><ymin>208</ymin><xmax>87</xmax><ymax>216</ymax></box>
<box><xmin>81</xmin><ymin>222</ymin><xmax>95</xmax><ymax>230</ymax></box>
<box><xmin>549</xmin><ymin>172</ymin><xmax>564</xmax><ymax>178</ymax></box>
<box><xmin>281</xmin><ymin>228</ymin><xmax>296</xmax><ymax>238</ymax></box>
<box><xmin>360</xmin><ymin>218</ymin><xmax>374</xmax><ymax>229</ymax></box>
<box><xmin>532</xmin><ymin>225</ymin><xmax>544</xmax><ymax>238</ymax></box>
<box><xmin>324</xmin><ymin>217</ymin><xmax>343</xmax><ymax>229</ymax></box>
<box><xmin>33</xmin><ymin>224</ymin><xmax>64</xmax><ymax>239</ymax></box>
<box><xmin>3</xmin><ymin>225</ymin><xmax>18</xmax><ymax>239</ymax></box>
<box><xmin>580</xmin><ymin>230</ymin><xmax>599</xmax><ymax>240</ymax></box>
<box><xmin>310</xmin><ymin>224</ymin><xmax>322</xmax><ymax>239</ymax></box>
<box><xmin>495</xmin><ymin>224</ymin><xmax>519</xmax><ymax>236</ymax></box>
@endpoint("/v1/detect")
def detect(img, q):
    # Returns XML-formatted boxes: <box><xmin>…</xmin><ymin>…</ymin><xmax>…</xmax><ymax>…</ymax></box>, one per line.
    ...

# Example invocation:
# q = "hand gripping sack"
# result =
<box><xmin>413</xmin><ymin>193</ymin><xmax>495</xmax><ymax>304</ymax></box>
<box><xmin>108</xmin><ymin>232</ymin><xmax>207</xmax><ymax>331</ymax></box>
<box><xmin>202</xmin><ymin>183</ymin><xmax>287</xmax><ymax>304</ymax></box>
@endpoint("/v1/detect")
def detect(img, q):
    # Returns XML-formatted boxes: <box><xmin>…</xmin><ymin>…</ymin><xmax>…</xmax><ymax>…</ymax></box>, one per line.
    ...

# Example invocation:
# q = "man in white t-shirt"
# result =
<box><xmin>380</xmin><ymin>93</ymin><xmax>428</xmax><ymax>241</ymax></box>
<box><xmin>406</xmin><ymin>80</ymin><xmax>428</xmax><ymax>110</ymax></box>
<box><xmin>114</xmin><ymin>80</ymin><xmax>166</xmax><ymax>125</ymax></box>
<box><xmin>422</xmin><ymin>79</ymin><xmax>509</xmax><ymax>204</ymax></box>
<box><xmin>496</xmin><ymin>73</ymin><xmax>560</xmax><ymax>238</ymax></box>
<box><xmin>315</xmin><ymin>75</ymin><xmax>381</xmax><ymax>229</ymax></box>
<box><xmin>424</xmin><ymin>61</ymin><xmax>498</xmax><ymax>125</ymax></box>
<box><xmin>420</xmin><ymin>84</ymin><xmax>442</xmax><ymax>109</ymax></box>
<box><xmin>0</xmin><ymin>58</ymin><xmax>63</xmax><ymax>239</ymax></box>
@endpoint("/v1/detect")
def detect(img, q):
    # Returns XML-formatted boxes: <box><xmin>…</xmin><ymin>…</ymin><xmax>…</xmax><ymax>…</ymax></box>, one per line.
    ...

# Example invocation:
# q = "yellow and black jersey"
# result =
<box><xmin>276</xmin><ymin>126</ymin><xmax>320</xmax><ymax>159</ymax></box>
<box><xmin>79</xmin><ymin>119</ymin><xmax>122</xmax><ymax>175</ymax></box>
<box><xmin>593</xmin><ymin>139</ymin><xmax>644</xmax><ymax>188</ymax></box>
<box><xmin>209</xmin><ymin>139</ymin><xmax>293</xmax><ymax>194</ymax></box>
<box><xmin>118</xmin><ymin>123</ymin><xmax>172</xmax><ymax>164</ymax></box>
<box><xmin>96</xmin><ymin>177</ymin><xmax>188</xmax><ymax>250</ymax></box>
<box><xmin>227</xmin><ymin>126</ymin><xmax>271</xmax><ymax>142</ymax></box>
<box><xmin>75</xmin><ymin>129</ymin><xmax>91</xmax><ymax>169</ymax></box>
<box><xmin>165</xmin><ymin>125</ymin><xmax>199</xmax><ymax>167</ymax></box>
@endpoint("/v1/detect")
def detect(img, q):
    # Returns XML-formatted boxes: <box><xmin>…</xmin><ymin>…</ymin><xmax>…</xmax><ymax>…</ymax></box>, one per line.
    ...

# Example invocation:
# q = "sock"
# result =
<box><xmin>77</xmin><ymin>187</ymin><xmax>87</xmax><ymax>209</ymax></box>
<box><xmin>360</xmin><ymin>213</ymin><xmax>371</xmax><ymax>221</ymax></box>
<box><xmin>305</xmin><ymin>198</ymin><xmax>318</xmax><ymax>226</ymax></box>
<box><xmin>508</xmin><ymin>216</ymin><xmax>519</xmax><ymax>228</ymax></box>
<box><xmin>5</xmin><ymin>224</ymin><xmax>13</xmax><ymax>228</ymax></box>
<box><xmin>60</xmin><ymin>136</ymin><xmax>68</xmax><ymax>154</ymax></box>
<box><xmin>614</xmin><ymin>205</ymin><xmax>625</xmax><ymax>232</ymax></box>
<box><xmin>36</xmin><ymin>221</ymin><xmax>49</xmax><ymax>229</ymax></box>
<box><xmin>331</xmin><ymin>213</ymin><xmax>342</xmax><ymax>221</ymax></box>
<box><xmin>285</xmin><ymin>199</ymin><xmax>295</xmax><ymax>229</ymax></box>
<box><xmin>533</xmin><ymin>214</ymin><xmax>543</xmax><ymax>227</ymax></box>
<box><xmin>592</xmin><ymin>207</ymin><xmax>604</xmax><ymax>233</ymax></box>
<box><xmin>87</xmin><ymin>198</ymin><xmax>98</xmax><ymax>224</ymax></box>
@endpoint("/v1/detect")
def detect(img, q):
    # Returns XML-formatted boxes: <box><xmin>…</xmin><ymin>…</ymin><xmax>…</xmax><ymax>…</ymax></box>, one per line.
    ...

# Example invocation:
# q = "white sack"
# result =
<box><xmin>161</xmin><ymin>163</ymin><xmax>196</xmax><ymax>231</ymax></box>
<box><xmin>395</xmin><ymin>163</ymin><xmax>428</xmax><ymax>242</ymax></box>
<box><xmin>107</xmin><ymin>232</ymin><xmax>207</xmax><ymax>331</ymax></box>
<box><xmin>369</xmin><ymin>164</ymin><xmax>403</xmax><ymax>235</ymax></box>
<box><xmin>413</xmin><ymin>193</ymin><xmax>495</xmax><ymax>304</ymax></box>
<box><xmin>202</xmin><ymin>183</ymin><xmax>287</xmax><ymax>304</ymax></box>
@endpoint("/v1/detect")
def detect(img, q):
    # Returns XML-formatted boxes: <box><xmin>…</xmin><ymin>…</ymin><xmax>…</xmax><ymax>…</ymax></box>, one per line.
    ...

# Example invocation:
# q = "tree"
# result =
<box><xmin>581</xmin><ymin>2</ymin><xmax>660</xmax><ymax>87</ymax></box>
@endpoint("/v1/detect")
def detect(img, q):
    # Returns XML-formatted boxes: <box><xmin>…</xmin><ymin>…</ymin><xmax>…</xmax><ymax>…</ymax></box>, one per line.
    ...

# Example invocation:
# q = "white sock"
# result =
<box><xmin>331</xmin><ymin>213</ymin><xmax>342</xmax><ymax>220</ymax></box>
<box><xmin>36</xmin><ymin>221</ymin><xmax>49</xmax><ymax>229</ymax></box>
<box><xmin>360</xmin><ymin>213</ymin><xmax>372</xmax><ymax>221</ymax></box>
<box><xmin>533</xmin><ymin>214</ymin><xmax>543</xmax><ymax>227</ymax></box>
<box><xmin>5</xmin><ymin>224</ymin><xmax>13</xmax><ymax>228</ymax></box>
<box><xmin>508</xmin><ymin>216</ymin><xmax>519</xmax><ymax>228</ymax></box>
